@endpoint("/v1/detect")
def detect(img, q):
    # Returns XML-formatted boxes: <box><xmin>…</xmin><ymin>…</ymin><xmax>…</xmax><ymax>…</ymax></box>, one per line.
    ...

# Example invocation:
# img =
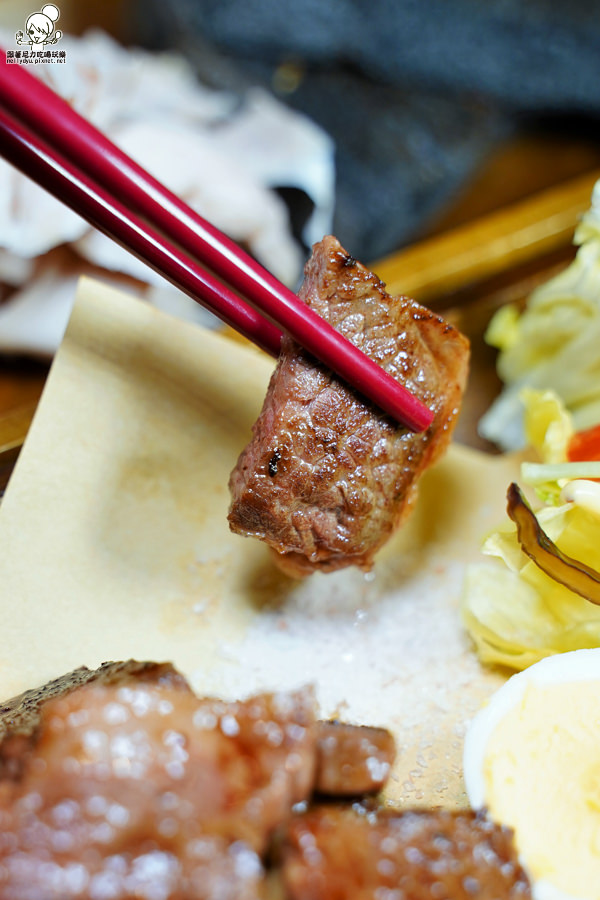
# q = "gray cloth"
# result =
<box><xmin>133</xmin><ymin>0</ymin><xmax>600</xmax><ymax>260</ymax></box>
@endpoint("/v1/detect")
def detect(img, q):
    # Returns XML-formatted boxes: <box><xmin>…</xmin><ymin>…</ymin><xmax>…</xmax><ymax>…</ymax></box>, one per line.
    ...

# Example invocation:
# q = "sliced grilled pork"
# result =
<box><xmin>228</xmin><ymin>236</ymin><xmax>469</xmax><ymax>575</ymax></box>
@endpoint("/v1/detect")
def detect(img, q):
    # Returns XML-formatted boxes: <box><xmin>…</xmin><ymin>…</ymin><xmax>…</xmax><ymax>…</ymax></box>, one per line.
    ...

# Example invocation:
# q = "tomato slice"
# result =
<box><xmin>568</xmin><ymin>422</ymin><xmax>600</xmax><ymax>462</ymax></box>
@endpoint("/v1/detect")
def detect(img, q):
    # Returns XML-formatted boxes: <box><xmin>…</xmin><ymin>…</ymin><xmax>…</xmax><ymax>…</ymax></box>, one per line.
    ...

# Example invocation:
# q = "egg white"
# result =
<box><xmin>463</xmin><ymin>649</ymin><xmax>600</xmax><ymax>900</ymax></box>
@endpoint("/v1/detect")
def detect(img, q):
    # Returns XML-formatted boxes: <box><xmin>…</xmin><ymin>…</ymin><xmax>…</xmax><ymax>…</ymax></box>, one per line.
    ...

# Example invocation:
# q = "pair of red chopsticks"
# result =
<box><xmin>0</xmin><ymin>50</ymin><xmax>433</xmax><ymax>432</ymax></box>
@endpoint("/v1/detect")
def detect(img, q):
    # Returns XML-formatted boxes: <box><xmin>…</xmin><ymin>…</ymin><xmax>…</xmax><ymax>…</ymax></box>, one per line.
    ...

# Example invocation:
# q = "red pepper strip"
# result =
<box><xmin>568</xmin><ymin>422</ymin><xmax>600</xmax><ymax>462</ymax></box>
<box><xmin>506</xmin><ymin>482</ymin><xmax>600</xmax><ymax>606</ymax></box>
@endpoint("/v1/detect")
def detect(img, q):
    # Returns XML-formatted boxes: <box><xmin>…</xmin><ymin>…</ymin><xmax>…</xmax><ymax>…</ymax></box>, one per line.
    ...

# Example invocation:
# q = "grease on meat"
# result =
<box><xmin>228</xmin><ymin>236</ymin><xmax>469</xmax><ymax>575</ymax></box>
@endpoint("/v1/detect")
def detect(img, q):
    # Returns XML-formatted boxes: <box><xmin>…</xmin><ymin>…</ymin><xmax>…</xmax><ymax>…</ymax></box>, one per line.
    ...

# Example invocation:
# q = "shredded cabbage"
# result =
<box><xmin>462</xmin><ymin>505</ymin><xmax>600</xmax><ymax>670</ymax></box>
<box><xmin>479</xmin><ymin>179</ymin><xmax>600</xmax><ymax>450</ymax></box>
<box><xmin>522</xmin><ymin>387</ymin><xmax>572</xmax><ymax>462</ymax></box>
<box><xmin>463</xmin><ymin>388</ymin><xmax>600</xmax><ymax>670</ymax></box>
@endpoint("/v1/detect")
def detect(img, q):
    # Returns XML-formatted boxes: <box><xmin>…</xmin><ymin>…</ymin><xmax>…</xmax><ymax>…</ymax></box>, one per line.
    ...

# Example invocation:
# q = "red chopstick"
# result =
<box><xmin>0</xmin><ymin>52</ymin><xmax>434</xmax><ymax>432</ymax></box>
<box><xmin>0</xmin><ymin>106</ymin><xmax>283</xmax><ymax>357</ymax></box>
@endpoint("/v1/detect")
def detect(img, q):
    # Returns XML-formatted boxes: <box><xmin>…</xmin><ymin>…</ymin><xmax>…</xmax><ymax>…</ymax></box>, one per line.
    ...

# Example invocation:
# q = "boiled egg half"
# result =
<box><xmin>464</xmin><ymin>649</ymin><xmax>600</xmax><ymax>900</ymax></box>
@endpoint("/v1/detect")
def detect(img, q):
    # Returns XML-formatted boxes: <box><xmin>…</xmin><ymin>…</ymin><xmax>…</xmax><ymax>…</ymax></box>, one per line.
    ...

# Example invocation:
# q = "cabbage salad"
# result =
<box><xmin>463</xmin><ymin>389</ymin><xmax>600</xmax><ymax>670</ymax></box>
<box><xmin>479</xmin><ymin>179</ymin><xmax>600</xmax><ymax>451</ymax></box>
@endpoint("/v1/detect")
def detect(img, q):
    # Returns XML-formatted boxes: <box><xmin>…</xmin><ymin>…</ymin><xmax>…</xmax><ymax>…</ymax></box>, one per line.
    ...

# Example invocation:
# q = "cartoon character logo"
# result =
<box><xmin>16</xmin><ymin>4</ymin><xmax>62</xmax><ymax>49</ymax></box>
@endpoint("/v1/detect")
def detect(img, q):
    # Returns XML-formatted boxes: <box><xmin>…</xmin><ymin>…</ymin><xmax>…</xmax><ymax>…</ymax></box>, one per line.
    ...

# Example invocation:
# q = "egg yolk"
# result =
<box><xmin>484</xmin><ymin>680</ymin><xmax>600</xmax><ymax>898</ymax></box>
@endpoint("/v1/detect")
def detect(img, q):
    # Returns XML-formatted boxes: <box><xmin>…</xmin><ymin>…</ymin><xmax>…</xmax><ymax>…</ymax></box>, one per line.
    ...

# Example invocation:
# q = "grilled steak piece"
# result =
<box><xmin>0</xmin><ymin>661</ymin><xmax>401</xmax><ymax>899</ymax></box>
<box><xmin>0</xmin><ymin>661</ymin><xmax>396</xmax><ymax>799</ymax></box>
<box><xmin>315</xmin><ymin>721</ymin><xmax>395</xmax><ymax>797</ymax></box>
<box><xmin>0</xmin><ymin>659</ymin><xmax>189</xmax><ymax>742</ymax></box>
<box><xmin>228</xmin><ymin>236</ymin><xmax>469</xmax><ymax>575</ymax></box>
<box><xmin>0</xmin><ymin>673</ymin><xmax>318</xmax><ymax>900</ymax></box>
<box><xmin>0</xmin><ymin>659</ymin><xmax>191</xmax><ymax>780</ymax></box>
<box><xmin>279</xmin><ymin>804</ymin><xmax>531</xmax><ymax>899</ymax></box>
<box><xmin>0</xmin><ymin>663</ymin><xmax>530</xmax><ymax>899</ymax></box>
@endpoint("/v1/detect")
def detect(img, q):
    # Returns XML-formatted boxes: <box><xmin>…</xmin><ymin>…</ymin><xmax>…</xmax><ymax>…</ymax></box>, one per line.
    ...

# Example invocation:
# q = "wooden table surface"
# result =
<box><xmin>2</xmin><ymin>127</ymin><xmax>600</xmax><ymax>473</ymax></box>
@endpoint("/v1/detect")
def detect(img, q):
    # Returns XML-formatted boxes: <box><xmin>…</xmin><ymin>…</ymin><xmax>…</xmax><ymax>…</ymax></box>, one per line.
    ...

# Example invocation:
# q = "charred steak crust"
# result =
<box><xmin>0</xmin><ymin>660</ymin><xmax>191</xmax><ymax>782</ymax></box>
<box><xmin>228</xmin><ymin>236</ymin><xmax>469</xmax><ymax>575</ymax></box>
<box><xmin>0</xmin><ymin>660</ymin><xmax>189</xmax><ymax>743</ymax></box>
<box><xmin>280</xmin><ymin>804</ymin><xmax>532</xmax><ymax>899</ymax></box>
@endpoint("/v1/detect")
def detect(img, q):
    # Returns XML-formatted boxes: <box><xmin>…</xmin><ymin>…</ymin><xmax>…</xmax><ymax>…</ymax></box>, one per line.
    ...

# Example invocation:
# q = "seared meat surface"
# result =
<box><xmin>228</xmin><ymin>236</ymin><xmax>469</xmax><ymax>575</ymax></box>
<box><xmin>280</xmin><ymin>804</ymin><xmax>531</xmax><ymax>899</ymax></box>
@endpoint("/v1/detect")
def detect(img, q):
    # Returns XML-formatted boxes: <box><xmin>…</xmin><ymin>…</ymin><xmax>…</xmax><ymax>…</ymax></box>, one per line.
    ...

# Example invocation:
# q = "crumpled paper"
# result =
<box><xmin>0</xmin><ymin>275</ymin><xmax>519</xmax><ymax>807</ymax></box>
<box><xmin>0</xmin><ymin>29</ymin><xmax>334</xmax><ymax>356</ymax></box>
